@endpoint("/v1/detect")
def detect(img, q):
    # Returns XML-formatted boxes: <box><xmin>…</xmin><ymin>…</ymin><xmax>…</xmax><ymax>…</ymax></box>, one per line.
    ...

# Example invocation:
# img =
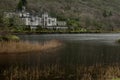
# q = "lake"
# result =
<box><xmin>0</xmin><ymin>33</ymin><xmax>120</xmax><ymax>79</ymax></box>
<box><xmin>1</xmin><ymin>33</ymin><xmax>120</xmax><ymax>66</ymax></box>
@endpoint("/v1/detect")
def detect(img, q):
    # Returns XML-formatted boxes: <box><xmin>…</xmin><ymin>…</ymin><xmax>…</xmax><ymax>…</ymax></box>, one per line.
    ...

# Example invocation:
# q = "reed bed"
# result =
<box><xmin>1</xmin><ymin>64</ymin><xmax>120</xmax><ymax>80</ymax></box>
<box><xmin>0</xmin><ymin>40</ymin><xmax>62</xmax><ymax>54</ymax></box>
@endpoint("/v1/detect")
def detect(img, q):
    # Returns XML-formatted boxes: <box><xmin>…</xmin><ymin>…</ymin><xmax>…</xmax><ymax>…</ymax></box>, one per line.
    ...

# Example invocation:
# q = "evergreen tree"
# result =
<box><xmin>17</xmin><ymin>0</ymin><xmax>27</xmax><ymax>11</ymax></box>
<box><xmin>22</xmin><ymin>0</ymin><xmax>27</xmax><ymax>6</ymax></box>
<box><xmin>109</xmin><ymin>11</ymin><xmax>113</xmax><ymax>16</ymax></box>
<box><xmin>103</xmin><ymin>10</ymin><xmax>108</xmax><ymax>17</ymax></box>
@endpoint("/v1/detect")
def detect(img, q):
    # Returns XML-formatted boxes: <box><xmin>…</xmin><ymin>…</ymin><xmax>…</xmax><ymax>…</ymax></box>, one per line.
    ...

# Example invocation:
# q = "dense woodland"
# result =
<box><xmin>0</xmin><ymin>0</ymin><xmax>120</xmax><ymax>32</ymax></box>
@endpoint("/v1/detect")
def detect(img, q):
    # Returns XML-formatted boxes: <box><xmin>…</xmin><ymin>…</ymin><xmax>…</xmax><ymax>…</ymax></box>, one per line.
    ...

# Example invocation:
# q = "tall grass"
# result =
<box><xmin>0</xmin><ymin>40</ymin><xmax>62</xmax><ymax>54</ymax></box>
<box><xmin>1</xmin><ymin>64</ymin><xmax>120</xmax><ymax>80</ymax></box>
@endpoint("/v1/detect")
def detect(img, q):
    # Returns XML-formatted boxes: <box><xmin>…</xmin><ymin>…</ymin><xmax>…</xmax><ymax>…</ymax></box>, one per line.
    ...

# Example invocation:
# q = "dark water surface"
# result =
<box><xmin>1</xmin><ymin>33</ymin><xmax>120</xmax><ymax>68</ymax></box>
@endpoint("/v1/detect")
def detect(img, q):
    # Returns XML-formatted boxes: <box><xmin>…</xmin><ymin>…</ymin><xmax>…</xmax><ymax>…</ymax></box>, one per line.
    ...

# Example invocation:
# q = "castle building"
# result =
<box><xmin>4</xmin><ymin>6</ymin><xmax>68</xmax><ymax>30</ymax></box>
<box><xmin>40</xmin><ymin>13</ymin><xmax>57</xmax><ymax>27</ymax></box>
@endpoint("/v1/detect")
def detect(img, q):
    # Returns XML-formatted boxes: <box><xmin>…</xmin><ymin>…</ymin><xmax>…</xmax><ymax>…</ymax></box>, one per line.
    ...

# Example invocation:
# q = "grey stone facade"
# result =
<box><xmin>4</xmin><ymin>6</ymin><xmax>67</xmax><ymax>30</ymax></box>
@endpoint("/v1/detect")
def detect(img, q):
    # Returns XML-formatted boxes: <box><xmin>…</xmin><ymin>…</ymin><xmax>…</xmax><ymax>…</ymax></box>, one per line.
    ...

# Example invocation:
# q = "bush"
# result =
<box><xmin>116</xmin><ymin>39</ymin><xmax>120</xmax><ymax>44</ymax></box>
<box><xmin>0</xmin><ymin>35</ymin><xmax>20</xmax><ymax>41</ymax></box>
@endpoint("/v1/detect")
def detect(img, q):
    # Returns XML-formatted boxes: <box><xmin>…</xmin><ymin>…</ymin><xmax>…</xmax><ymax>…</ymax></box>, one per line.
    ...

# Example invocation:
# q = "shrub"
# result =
<box><xmin>0</xmin><ymin>35</ymin><xmax>20</xmax><ymax>41</ymax></box>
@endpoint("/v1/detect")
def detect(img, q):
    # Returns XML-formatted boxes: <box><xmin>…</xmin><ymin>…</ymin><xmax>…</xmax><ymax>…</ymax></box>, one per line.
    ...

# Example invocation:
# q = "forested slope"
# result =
<box><xmin>0</xmin><ymin>0</ymin><xmax>120</xmax><ymax>31</ymax></box>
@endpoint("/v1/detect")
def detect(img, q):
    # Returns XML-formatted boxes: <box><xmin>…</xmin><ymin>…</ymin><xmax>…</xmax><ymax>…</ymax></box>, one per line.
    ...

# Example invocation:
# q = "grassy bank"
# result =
<box><xmin>0</xmin><ymin>35</ymin><xmax>20</xmax><ymax>41</ymax></box>
<box><xmin>1</xmin><ymin>64</ymin><xmax>120</xmax><ymax>80</ymax></box>
<box><xmin>0</xmin><ymin>40</ymin><xmax>62</xmax><ymax>54</ymax></box>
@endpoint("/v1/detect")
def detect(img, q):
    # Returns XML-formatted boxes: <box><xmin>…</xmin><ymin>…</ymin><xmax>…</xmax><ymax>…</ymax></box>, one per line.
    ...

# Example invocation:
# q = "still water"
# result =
<box><xmin>1</xmin><ymin>33</ymin><xmax>120</xmax><ymax>68</ymax></box>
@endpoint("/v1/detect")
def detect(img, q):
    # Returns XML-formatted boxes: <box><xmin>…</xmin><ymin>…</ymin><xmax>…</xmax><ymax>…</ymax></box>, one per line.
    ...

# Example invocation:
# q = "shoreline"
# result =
<box><xmin>1</xmin><ymin>30</ymin><xmax>120</xmax><ymax>35</ymax></box>
<box><xmin>7</xmin><ymin>31</ymin><xmax>120</xmax><ymax>35</ymax></box>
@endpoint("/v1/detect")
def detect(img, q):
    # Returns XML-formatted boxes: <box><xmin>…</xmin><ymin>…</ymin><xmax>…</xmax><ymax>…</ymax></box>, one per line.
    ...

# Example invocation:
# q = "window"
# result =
<box><xmin>48</xmin><ymin>19</ymin><xmax>51</xmax><ymax>24</ymax></box>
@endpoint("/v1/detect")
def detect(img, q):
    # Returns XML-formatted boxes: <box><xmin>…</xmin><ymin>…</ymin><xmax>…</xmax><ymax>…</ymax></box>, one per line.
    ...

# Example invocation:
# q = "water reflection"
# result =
<box><xmin>0</xmin><ymin>34</ymin><xmax>120</xmax><ymax>67</ymax></box>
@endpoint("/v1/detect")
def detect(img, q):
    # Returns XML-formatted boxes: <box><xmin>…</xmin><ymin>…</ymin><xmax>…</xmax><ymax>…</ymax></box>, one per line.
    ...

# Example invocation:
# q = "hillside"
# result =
<box><xmin>0</xmin><ymin>0</ymin><xmax>120</xmax><ymax>31</ymax></box>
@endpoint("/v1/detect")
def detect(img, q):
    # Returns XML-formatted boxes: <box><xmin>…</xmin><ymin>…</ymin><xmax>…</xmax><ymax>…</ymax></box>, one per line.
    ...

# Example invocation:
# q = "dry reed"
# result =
<box><xmin>1</xmin><ymin>65</ymin><xmax>120</xmax><ymax>80</ymax></box>
<box><xmin>0</xmin><ymin>40</ymin><xmax>62</xmax><ymax>54</ymax></box>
